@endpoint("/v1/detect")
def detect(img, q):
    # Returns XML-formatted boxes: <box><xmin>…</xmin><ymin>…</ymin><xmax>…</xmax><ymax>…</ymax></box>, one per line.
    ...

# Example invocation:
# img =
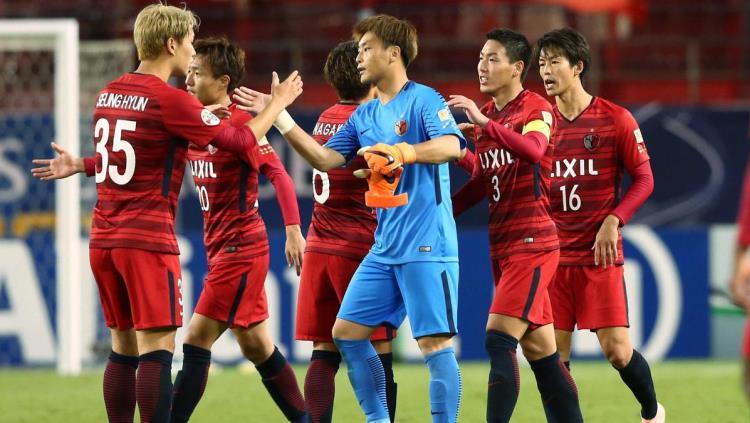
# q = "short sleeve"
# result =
<box><xmin>615</xmin><ymin>108</ymin><xmax>650</xmax><ymax>171</ymax></box>
<box><xmin>324</xmin><ymin>115</ymin><xmax>360</xmax><ymax>162</ymax></box>
<box><xmin>419</xmin><ymin>88</ymin><xmax>466</xmax><ymax>148</ymax></box>
<box><xmin>160</xmin><ymin>88</ymin><xmax>226</xmax><ymax>149</ymax></box>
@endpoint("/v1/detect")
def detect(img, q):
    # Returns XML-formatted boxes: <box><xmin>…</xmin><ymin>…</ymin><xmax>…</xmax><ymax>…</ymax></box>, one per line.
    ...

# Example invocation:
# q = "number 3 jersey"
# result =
<box><xmin>550</xmin><ymin>97</ymin><xmax>650</xmax><ymax>266</ymax></box>
<box><xmin>90</xmin><ymin>73</ymin><xmax>226</xmax><ymax>254</ymax></box>
<box><xmin>187</xmin><ymin>104</ymin><xmax>274</xmax><ymax>266</ymax></box>
<box><xmin>305</xmin><ymin>103</ymin><xmax>377</xmax><ymax>261</ymax></box>
<box><xmin>469</xmin><ymin>90</ymin><xmax>559</xmax><ymax>259</ymax></box>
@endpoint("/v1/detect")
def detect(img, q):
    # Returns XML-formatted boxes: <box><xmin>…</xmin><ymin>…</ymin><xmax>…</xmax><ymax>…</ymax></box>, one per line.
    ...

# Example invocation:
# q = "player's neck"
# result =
<box><xmin>491</xmin><ymin>83</ymin><xmax>524</xmax><ymax>111</ymax></box>
<box><xmin>376</xmin><ymin>68</ymin><xmax>408</xmax><ymax>104</ymax></box>
<box><xmin>555</xmin><ymin>84</ymin><xmax>593</xmax><ymax>121</ymax></box>
<box><xmin>135</xmin><ymin>60</ymin><xmax>174</xmax><ymax>83</ymax></box>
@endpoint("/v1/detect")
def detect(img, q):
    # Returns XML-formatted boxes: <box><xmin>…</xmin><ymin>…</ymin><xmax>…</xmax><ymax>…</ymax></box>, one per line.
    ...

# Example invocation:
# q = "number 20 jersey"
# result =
<box><xmin>89</xmin><ymin>73</ymin><xmax>225</xmax><ymax>254</ymax></box>
<box><xmin>306</xmin><ymin>103</ymin><xmax>377</xmax><ymax>261</ymax></box>
<box><xmin>549</xmin><ymin>97</ymin><xmax>650</xmax><ymax>266</ymax></box>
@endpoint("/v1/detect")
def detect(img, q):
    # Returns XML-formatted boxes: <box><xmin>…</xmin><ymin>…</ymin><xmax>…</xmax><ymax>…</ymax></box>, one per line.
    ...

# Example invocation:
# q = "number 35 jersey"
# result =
<box><xmin>90</xmin><ymin>72</ymin><xmax>225</xmax><ymax>254</ymax></box>
<box><xmin>306</xmin><ymin>103</ymin><xmax>377</xmax><ymax>261</ymax></box>
<box><xmin>471</xmin><ymin>90</ymin><xmax>558</xmax><ymax>259</ymax></box>
<box><xmin>550</xmin><ymin>97</ymin><xmax>650</xmax><ymax>266</ymax></box>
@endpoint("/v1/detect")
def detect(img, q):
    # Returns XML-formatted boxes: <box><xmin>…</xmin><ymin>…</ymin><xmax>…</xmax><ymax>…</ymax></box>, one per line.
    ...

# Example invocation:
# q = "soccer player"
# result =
<box><xmin>537</xmin><ymin>28</ymin><xmax>664</xmax><ymax>423</ymax></box>
<box><xmin>234</xmin><ymin>40</ymin><xmax>398</xmax><ymax>423</ymax></box>
<box><xmin>731</xmin><ymin>140</ymin><xmax>750</xmax><ymax>405</ymax></box>
<box><xmin>168</xmin><ymin>36</ymin><xmax>308</xmax><ymax>423</ymax></box>
<box><xmin>448</xmin><ymin>28</ymin><xmax>583</xmax><ymax>422</ymax></box>
<box><xmin>236</xmin><ymin>14</ymin><xmax>465</xmax><ymax>423</ymax></box>
<box><xmin>30</xmin><ymin>4</ymin><xmax>302</xmax><ymax>422</ymax></box>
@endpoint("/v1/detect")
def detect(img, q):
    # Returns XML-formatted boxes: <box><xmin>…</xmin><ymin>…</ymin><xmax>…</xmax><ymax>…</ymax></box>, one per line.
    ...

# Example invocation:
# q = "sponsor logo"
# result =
<box><xmin>201</xmin><ymin>109</ymin><xmax>220</xmax><ymax>126</ymax></box>
<box><xmin>541</xmin><ymin>110</ymin><xmax>553</xmax><ymax>126</ymax></box>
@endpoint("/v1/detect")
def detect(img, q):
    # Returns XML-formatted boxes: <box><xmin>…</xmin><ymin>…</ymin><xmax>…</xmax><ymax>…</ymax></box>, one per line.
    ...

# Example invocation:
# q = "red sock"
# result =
<box><xmin>136</xmin><ymin>350</ymin><xmax>173</xmax><ymax>423</ymax></box>
<box><xmin>305</xmin><ymin>350</ymin><xmax>341</xmax><ymax>423</ymax></box>
<box><xmin>256</xmin><ymin>346</ymin><xmax>307</xmax><ymax>422</ymax></box>
<box><xmin>103</xmin><ymin>350</ymin><xmax>138</xmax><ymax>423</ymax></box>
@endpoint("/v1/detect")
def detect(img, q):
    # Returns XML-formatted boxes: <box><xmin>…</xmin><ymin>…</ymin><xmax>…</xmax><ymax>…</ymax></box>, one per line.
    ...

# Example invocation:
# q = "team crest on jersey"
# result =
<box><xmin>207</xmin><ymin>144</ymin><xmax>218</xmax><ymax>155</ymax></box>
<box><xmin>583</xmin><ymin>133</ymin><xmax>600</xmax><ymax>151</ymax></box>
<box><xmin>394</xmin><ymin>119</ymin><xmax>408</xmax><ymax>136</ymax></box>
<box><xmin>201</xmin><ymin>109</ymin><xmax>220</xmax><ymax>126</ymax></box>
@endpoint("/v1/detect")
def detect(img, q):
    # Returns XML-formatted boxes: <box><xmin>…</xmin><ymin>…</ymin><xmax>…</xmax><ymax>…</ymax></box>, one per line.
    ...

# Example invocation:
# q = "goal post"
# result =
<box><xmin>0</xmin><ymin>19</ymin><xmax>81</xmax><ymax>375</ymax></box>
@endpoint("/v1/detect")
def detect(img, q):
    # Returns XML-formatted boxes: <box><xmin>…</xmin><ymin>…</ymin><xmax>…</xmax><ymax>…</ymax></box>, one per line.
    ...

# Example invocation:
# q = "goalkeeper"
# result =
<box><xmin>233</xmin><ymin>14</ymin><xmax>466</xmax><ymax>423</ymax></box>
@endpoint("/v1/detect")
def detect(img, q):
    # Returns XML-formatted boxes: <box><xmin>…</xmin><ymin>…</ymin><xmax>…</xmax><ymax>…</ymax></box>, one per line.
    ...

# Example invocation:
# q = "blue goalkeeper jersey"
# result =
<box><xmin>325</xmin><ymin>81</ymin><xmax>465</xmax><ymax>264</ymax></box>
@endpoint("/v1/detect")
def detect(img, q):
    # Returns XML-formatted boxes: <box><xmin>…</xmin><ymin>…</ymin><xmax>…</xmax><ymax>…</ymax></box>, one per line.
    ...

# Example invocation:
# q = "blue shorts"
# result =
<box><xmin>337</xmin><ymin>255</ymin><xmax>459</xmax><ymax>338</ymax></box>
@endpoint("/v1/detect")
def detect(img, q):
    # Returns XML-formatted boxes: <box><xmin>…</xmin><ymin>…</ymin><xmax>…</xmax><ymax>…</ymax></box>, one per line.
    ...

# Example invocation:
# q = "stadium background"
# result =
<box><xmin>0</xmin><ymin>0</ymin><xmax>749</xmax><ymax>420</ymax></box>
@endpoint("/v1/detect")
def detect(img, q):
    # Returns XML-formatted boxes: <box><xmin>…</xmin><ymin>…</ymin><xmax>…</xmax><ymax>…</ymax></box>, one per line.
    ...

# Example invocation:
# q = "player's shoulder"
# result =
<box><xmin>593</xmin><ymin>97</ymin><xmax>635</xmax><ymax>123</ymax></box>
<box><xmin>320</xmin><ymin>102</ymin><xmax>358</xmax><ymax>122</ymax></box>
<box><xmin>228</xmin><ymin>104</ymin><xmax>252</xmax><ymax>126</ymax></box>
<box><xmin>408</xmin><ymin>81</ymin><xmax>445</xmax><ymax>101</ymax></box>
<box><xmin>520</xmin><ymin>90</ymin><xmax>553</xmax><ymax>111</ymax></box>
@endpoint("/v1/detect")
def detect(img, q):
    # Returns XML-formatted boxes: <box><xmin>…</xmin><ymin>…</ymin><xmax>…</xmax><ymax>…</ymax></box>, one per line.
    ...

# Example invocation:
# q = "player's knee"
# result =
<box><xmin>602</xmin><ymin>342</ymin><xmax>631</xmax><ymax>368</ymax></box>
<box><xmin>417</xmin><ymin>335</ymin><xmax>452</xmax><ymax>355</ymax></box>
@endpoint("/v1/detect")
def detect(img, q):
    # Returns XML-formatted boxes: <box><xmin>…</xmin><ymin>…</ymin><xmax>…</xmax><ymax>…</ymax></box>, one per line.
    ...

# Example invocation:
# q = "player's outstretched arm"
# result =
<box><xmin>244</xmin><ymin>71</ymin><xmax>303</xmax><ymax>141</ymax></box>
<box><xmin>31</xmin><ymin>142</ymin><xmax>88</xmax><ymax>180</ymax></box>
<box><xmin>233</xmin><ymin>87</ymin><xmax>346</xmax><ymax>171</ymax></box>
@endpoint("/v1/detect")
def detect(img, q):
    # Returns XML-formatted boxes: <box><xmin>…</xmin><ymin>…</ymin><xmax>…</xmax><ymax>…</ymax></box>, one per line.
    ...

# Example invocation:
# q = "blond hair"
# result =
<box><xmin>133</xmin><ymin>3</ymin><xmax>198</xmax><ymax>61</ymax></box>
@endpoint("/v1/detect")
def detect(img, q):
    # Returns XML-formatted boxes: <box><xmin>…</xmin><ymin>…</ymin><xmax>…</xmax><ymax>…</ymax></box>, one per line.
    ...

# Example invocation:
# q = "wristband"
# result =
<box><xmin>273</xmin><ymin>109</ymin><xmax>296</xmax><ymax>135</ymax></box>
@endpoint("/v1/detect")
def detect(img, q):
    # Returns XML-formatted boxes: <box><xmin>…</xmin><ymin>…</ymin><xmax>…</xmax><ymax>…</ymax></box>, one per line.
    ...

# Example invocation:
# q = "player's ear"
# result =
<box><xmin>513</xmin><ymin>61</ymin><xmax>524</xmax><ymax>79</ymax></box>
<box><xmin>388</xmin><ymin>45</ymin><xmax>401</xmax><ymax>64</ymax></box>
<box><xmin>219</xmin><ymin>75</ymin><xmax>231</xmax><ymax>90</ymax></box>
<box><xmin>165</xmin><ymin>37</ymin><xmax>177</xmax><ymax>56</ymax></box>
<box><xmin>573</xmin><ymin>60</ymin><xmax>584</xmax><ymax>78</ymax></box>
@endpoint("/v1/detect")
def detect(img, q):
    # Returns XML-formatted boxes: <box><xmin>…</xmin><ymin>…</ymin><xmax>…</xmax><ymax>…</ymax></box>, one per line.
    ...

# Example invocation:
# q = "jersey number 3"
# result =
<box><xmin>94</xmin><ymin>118</ymin><xmax>137</xmax><ymax>185</ymax></box>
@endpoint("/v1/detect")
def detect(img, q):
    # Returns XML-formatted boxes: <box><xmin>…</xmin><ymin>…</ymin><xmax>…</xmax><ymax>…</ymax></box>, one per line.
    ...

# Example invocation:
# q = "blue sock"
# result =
<box><xmin>424</xmin><ymin>347</ymin><xmax>461</xmax><ymax>423</ymax></box>
<box><xmin>334</xmin><ymin>338</ymin><xmax>389</xmax><ymax>423</ymax></box>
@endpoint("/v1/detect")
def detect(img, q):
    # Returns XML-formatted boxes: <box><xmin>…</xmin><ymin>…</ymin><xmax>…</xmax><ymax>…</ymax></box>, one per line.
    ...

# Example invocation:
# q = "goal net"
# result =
<box><xmin>0</xmin><ymin>20</ymin><xmax>134</xmax><ymax>375</ymax></box>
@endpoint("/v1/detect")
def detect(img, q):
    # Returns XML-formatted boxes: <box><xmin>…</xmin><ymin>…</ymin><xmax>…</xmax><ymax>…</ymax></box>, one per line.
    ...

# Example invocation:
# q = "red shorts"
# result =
<box><xmin>90</xmin><ymin>248</ymin><xmax>183</xmax><ymax>331</ymax></box>
<box><xmin>296</xmin><ymin>251</ymin><xmax>396</xmax><ymax>342</ymax></box>
<box><xmin>490</xmin><ymin>250</ymin><xmax>559</xmax><ymax>327</ymax></box>
<box><xmin>194</xmin><ymin>255</ymin><xmax>270</xmax><ymax>328</ymax></box>
<box><xmin>743</xmin><ymin>318</ymin><xmax>750</xmax><ymax>359</ymax></box>
<box><xmin>549</xmin><ymin>264</ymin><xmax>629</xmax><ymax>331</ymax></box>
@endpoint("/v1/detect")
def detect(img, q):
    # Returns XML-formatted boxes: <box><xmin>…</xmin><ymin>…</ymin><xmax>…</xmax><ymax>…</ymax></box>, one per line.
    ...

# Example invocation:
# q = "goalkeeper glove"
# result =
<box><xmin>363</xmin><ymin>142</ymin><xmax>416</xmax><ymax>175</ymax></box>
<box><xmin>353</xmin><ymin>167</ymin><xmax>408</xmax><ymax>208</ymax></box>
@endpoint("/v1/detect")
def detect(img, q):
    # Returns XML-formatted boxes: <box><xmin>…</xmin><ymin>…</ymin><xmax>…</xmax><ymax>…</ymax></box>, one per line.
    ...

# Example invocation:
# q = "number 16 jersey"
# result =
<box><xmin>89</xmin><ymin>72</ymin><xmax>226</xmax><ymax>254</ymax></box>
<box><xmin>549</xmin><ymin>97</ymin><xmax>650</xmax><ymax>266</ymax></box>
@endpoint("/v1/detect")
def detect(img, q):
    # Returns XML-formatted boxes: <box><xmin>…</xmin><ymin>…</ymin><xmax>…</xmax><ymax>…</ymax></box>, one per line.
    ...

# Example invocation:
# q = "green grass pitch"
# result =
<box><xmin>0</xmin><ymin>360</ymin><xmax>747</xmax><ymax>422</ymax></box>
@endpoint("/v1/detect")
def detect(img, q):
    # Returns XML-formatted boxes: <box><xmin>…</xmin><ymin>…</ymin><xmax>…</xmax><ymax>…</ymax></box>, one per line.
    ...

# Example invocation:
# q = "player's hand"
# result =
<box><xmin>233</xmin><ymin>87</ymin><xmax>272</xmax><ymax>115</ymax></box>
<box><xmin>731</xmin><ymin>254</ymin><xmax>750</xmax><ymax>311</ymax></box>
<box><xmin>353</xmin><ymin>166</ymin><xmax>407</xmax><ymax>208</ymax></box>
<box><xmin>284</xmin><ymin>224</ymin><xmax>305</xmax><ymax>276</ymax></box>
<box><xmin>204</xmin><ymin>104</ymin><xmax>231</xmax><ymax>119</ymax></box>
<box><xmin>447</xmin><ymin>95</ymin><xmax>489</xmax><ymax>128</ymax></box>
<box><xmin>31</xmin><ymin>142</ymin><xmax>83</xmax><ymax>180</ymax></box>
<box><xmin>363</xmin><ymin>143</ymin><xmax>416</xmax><ymax>175</ymax></box>
<box><xmin>593</xmin><ymin>214</ymin><xmax>620</xmax><ymax>268</ymax></box>
<box><xmin>271</xmin><ymin>71</ymin><xmax>303</xmax><ymax>108</ymax></box>
<box><xmin>457</xmin><ymin>122</ymin><xmax>476</xmax><ymax>142</ymax></box>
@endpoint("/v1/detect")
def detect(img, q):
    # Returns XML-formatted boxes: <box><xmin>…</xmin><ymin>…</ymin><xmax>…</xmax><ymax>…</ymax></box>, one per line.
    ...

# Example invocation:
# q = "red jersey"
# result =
<box><xmin>90</xmin><ymin>73</ymin><xmax>225</xmax><ymax>254</ymax></box>
<box><xmin>188</xmin><ymin>104</ymin><xmax>276</xmax><ymax>266</ymax></box>
<box><xmin>469</xmin><ymin>90</ymin><xmax>559</xmax><ymax>258</ymax></box>
<box><xmin>305</xmin><ymin>103</ymin><xmax>377</xmax><ymax>260</ymax></box>
<box><xmin>550</xmin><ymin>97</ymin><xmax>650</xmax><ymax>266</ymax></box>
